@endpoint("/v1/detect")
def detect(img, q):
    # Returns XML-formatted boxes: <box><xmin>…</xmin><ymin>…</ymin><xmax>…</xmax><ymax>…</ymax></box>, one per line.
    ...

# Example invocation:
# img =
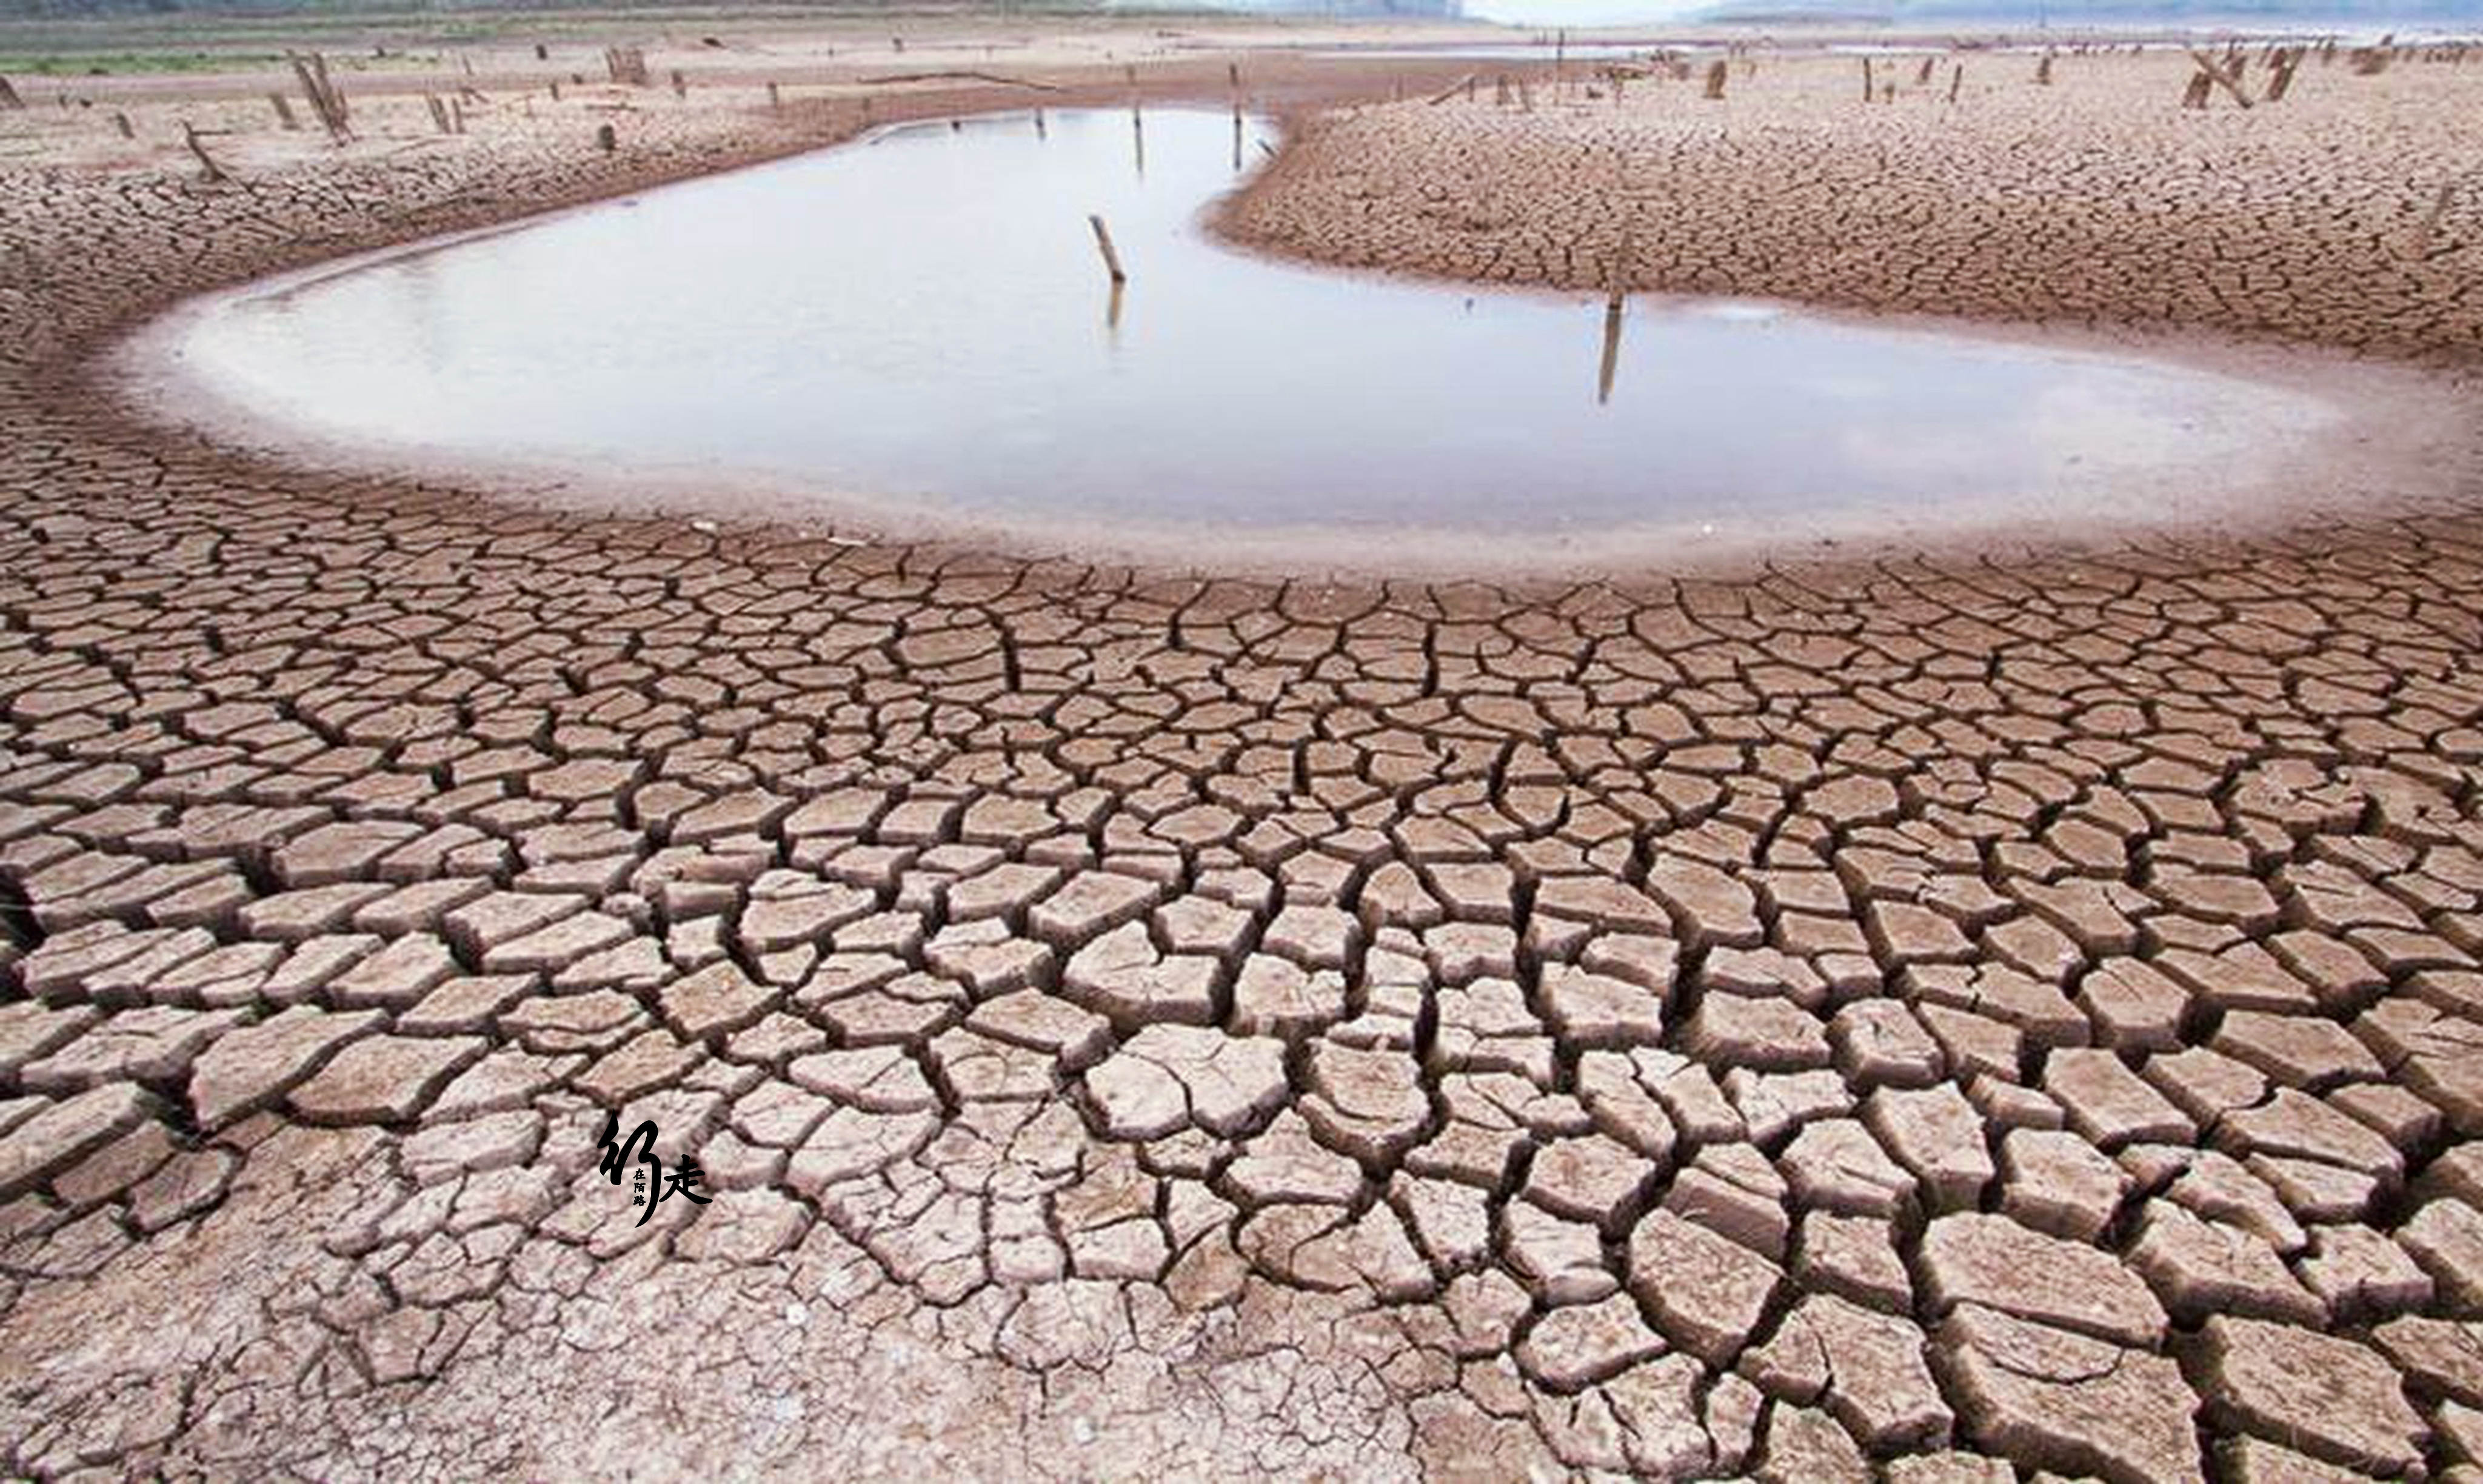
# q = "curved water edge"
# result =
<box><xmin>118</xmin><ymin>105</ymin><xmax>2479</xmax><ymax>577</ymax></box>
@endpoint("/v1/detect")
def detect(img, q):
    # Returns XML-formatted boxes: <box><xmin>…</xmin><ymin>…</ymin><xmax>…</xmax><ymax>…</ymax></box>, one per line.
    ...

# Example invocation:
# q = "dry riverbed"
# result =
<box><xmin>4</xmin><ymin>25</ymin><xmax>2483</xmax><ymax>1481</ymax></box>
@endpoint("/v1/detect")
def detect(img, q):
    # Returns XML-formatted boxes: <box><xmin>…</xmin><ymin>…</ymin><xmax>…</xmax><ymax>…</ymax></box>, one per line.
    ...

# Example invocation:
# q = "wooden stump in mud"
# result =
<box><xmin>2188</xmin><ymin>49</ymin><xmax>2254</xmax><ymax>107</ymax></box>
<box><xmin>288</xmin><ymin>51</ymin><xmax>350</xmax><ymax>139</ymax></box>
<box><xmin>1703</xmin><ymin>59</ymin><xmax>1726</xmax><ymax>100</ymax></box>
<box><xmin>182</xmin><ymin>122</ymin><xmax>227</xmax><ymax>183</ymax></box>
<box><xmin>534</xmin><ymin>43</ymin><xmax>549</xmax><ymax>62</ymax></box>
<box><xmin>2182</xmin><ymin>71</ymin><xmax>2213</xmax><ymax>109</ymax></box>
<box><xmin>427</xmin><ymin>95</ymin><xmax>453</xmax><ymax>135</ymax></box>
<box><xmin>112</xmin><ymin>110</ymin><xmax>134</xmax><ymax>139</ymax></box>
<box><xmin>604</xmin><ymin>47</ymin><xmax>649</xmax><ymax>87</ymax></box>
<box><xmin>2037</xmin><ymin>53</ymin><xmax>2054</xmax><ymax>85</ymax></box>
<box><xmin>1914</xmin><ymin>56</ymin><xmax>1935</xmax><ymax>85</ymax></box>
<box><xmin>269</xmin><ymin>93</ymin><xmax>299</xmax><ymax>130</ymax></box>
<box><xmin>1861</xmin><ymin>58</ymin><xmax>1874</xmax><ymax>102</ymax></box>
<box><xmin>1948</xmin><ymin>64</ymin><xmax>1963</xmax><ymax>104</ymax></box>
<box><xmin>671</xmin><ymin>70</ymin><xmax>687</xmax><ymax>100</ymax></box>
<box><xmin>0</xmin><ymin>75</ymin><xmax>22</xmax><ymax>111</ymax></box>
<box><xmin>767</xmin><ymin>81</ymin><xmax>781</xmax><ymax>110</ymax></box>
<box><xmin>595</xmin><ymin>122</ymin><xmax>617</xmax><ymax>152</ymax></box>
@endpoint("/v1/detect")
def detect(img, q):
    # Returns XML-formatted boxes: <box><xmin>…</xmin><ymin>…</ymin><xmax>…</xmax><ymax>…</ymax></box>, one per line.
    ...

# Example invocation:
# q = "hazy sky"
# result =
<box><xmin>1463</xmin><ymin>0</ymin><xmax>1716</xmax><ymax>22</ymax></box>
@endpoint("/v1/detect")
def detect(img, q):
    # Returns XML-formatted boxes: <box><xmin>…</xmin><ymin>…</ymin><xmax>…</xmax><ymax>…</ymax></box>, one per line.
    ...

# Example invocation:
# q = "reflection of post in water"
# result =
<box><xmin>1598</xmin><ymin>290</ymin><xmax>1625</xmax><ymax>405</ymax></box>
<box><xmin>1231</xmin><ymin>104</ymin><xmax>1243</xmax><ymax>172</ymax></box>
<box><xmin>1033</xmin><ymin>106</ymin><xmax>1046</xmax><ymax>139</ymax></box>
<box><xmin>1131</xmin><ymin>100</ymin><xmax>1145</xmax><ymax>176</ymax></box>
<box><xmin>1090</xmin><ymin>214</ymin><xmax>1129</xmax><ymax>336</ymax></box>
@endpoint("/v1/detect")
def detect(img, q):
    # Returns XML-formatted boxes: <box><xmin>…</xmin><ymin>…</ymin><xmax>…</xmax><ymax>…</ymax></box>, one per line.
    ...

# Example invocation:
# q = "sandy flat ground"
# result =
<box><xmin>6</xmin><ymin>22</ymin><xmax>2483</xmax><ymax>1482</ymax></box>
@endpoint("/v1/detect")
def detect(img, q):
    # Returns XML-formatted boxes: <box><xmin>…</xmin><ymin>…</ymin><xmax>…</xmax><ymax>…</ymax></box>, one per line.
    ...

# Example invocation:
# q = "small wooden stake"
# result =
<box><xmin>182</xmin><ymin>122</ymin><xmax>227</xmax><ymax>182</ymax></box>
<box><xmin>1862</xmin><ymin>57</ymin><xmax>1874</xmax><ymax>102</ymax></box>
<box><xmin>112</xmin><ymin>110</ymin><xmax>134</xmax><ymax>139</ymax></box>
<box><xmin>1598</xmin><ymin>291</ymin><xmax>1624</xmax><ymax>405</ymax></box>
<box><xmin>1088</xmin><ymin>214</ymin><xmax>1126</xmax><ymax>284</ymax></box>
<box><xmin>1703</xmin><ymin>59</ymin><xmax>1727</xmax><ymax>100</ymax></box>
<box><xmin>2187</xmin><ymin>48</ymin><xmax>2254</xmax><ymax>107</ymax></box>
<box><xmin>2413</xmin><ymin>179</ymin><xmax>2457</xmax><ymax>253</ymax></box>
<box><xmin>269</xmin><ymin>92</ymin><xmax>298</xmax><ymax>130</ymax></box>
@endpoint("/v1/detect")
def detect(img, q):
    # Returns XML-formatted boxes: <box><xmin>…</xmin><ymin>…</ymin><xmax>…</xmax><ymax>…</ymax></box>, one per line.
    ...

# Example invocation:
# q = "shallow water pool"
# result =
<box><xmin>132</xmin><ymin>107</ymin><xmax>2434</xmax><ymax>567</ymax></box>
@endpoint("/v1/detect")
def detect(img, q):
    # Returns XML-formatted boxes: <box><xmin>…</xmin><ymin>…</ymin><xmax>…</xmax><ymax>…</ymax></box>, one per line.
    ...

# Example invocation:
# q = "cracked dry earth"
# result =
<box><xmin>1226</xmin><ymin>48</ymin><xmax>2483</xmax><ymax>359</ymax></box>
<box><xmin>8</xmin><ymin>53</ymin><xmax>2483</xmax><ymax>1484</ymax></box>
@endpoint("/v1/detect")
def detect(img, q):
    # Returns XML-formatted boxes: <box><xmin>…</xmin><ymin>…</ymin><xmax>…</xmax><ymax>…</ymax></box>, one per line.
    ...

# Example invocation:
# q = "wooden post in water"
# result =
<box><xmin>1088</xmin><ymin>215</ymin><xmax>1128</xmax><ymax>284</ymax></box>
<box><xmin>1598</xmin><ymin>290</ymin><xmax>1624</xmax><ymax>405</ymax></box>
<box><xmin>1131</xmin><ymin>99</ymin><xmax>1144</xmax><ymax>173</ymax></box>
<box><xmin>1034</xmin><ymin>106</ymin><xmax>1046</xmax><ymax>138</ymax></box>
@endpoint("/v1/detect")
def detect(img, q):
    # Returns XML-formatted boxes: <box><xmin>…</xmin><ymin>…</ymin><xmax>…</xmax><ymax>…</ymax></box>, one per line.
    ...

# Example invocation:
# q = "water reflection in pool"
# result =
<box><xmin>139</xmin><ymin>107</ymin><xmax>2360</xmax><ymax>560</ymax></box>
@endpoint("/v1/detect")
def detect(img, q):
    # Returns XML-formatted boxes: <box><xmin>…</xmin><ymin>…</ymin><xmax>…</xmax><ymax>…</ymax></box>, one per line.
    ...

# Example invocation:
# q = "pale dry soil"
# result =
<box><xmin>4</xmin><ymin>37</ymin><xmax>2483</xmax><ymax>1484</ymax></box>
